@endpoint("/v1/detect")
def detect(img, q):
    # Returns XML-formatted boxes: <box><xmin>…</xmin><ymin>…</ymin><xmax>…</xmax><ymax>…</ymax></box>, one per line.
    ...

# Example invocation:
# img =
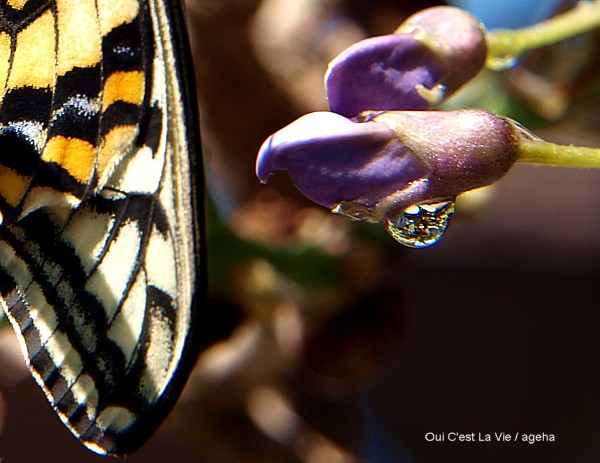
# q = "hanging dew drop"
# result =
<box><xmin>332</xmin><ymin>202</ymin><xmax>374</xmax><ymax>221</ymax></box>
<box><xmin>416</xmin><ymin>83</ymin><xmax>447</xmax><ymax>106</ymax></box>
<box><xmin>385</xmin><ymin>199</ymin><xmax>455</xmax><ymax>248</ymax></box>
<box><xmin>486</xmin><ymin>32</ymin><xmax>521</xmax><ymax>71</ymax></box>
<box><xmin>486</xmin><ymin>53</ymin><xmax>518</xmax><ymax>71</ymax></box>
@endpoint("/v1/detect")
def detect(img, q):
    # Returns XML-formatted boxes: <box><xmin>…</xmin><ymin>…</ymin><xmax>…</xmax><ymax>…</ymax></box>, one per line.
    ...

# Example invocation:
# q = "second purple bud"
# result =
<box><xmin>325</xmin><ymin>6</ymin><xmax>488</xmax><ymax>118</ymax></box>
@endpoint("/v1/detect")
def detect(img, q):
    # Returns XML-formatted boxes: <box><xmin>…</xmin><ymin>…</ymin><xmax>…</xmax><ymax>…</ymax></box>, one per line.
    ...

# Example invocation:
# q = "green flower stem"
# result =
<box><xmin>518</xmin><ymin>137</ymin><xmax>600</xmax><ymax>168</ymax></box>
<box><xmin>486</xmin><ymin>0</ymin><xmax>600</xmax><ymax>70</ymax></box>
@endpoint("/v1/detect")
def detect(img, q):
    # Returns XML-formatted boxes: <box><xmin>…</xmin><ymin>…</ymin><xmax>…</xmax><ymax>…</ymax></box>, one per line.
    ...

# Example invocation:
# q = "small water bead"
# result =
<box><xmin>332</xmin><ymin>202</ymin><xmax>375</xmax><ymax>221</ymax></box>
<box><xmin>385</xmin><ymin>198</ymin><xmax>455</xmax><ymax>248</ymax></box>
<box><xmin>486</xmin><ymin>53</ymin><xmax>518</xmax><ymax>71</ymax></box>
<box><xmin>486</xmin><ymin>30</ymin><xmax>521</xmax><ymax>71</ymax></box>
<box><xmin>416</xmin><ymin>83</ymin><xmax>447</xmax><ymax>106</ymax></box>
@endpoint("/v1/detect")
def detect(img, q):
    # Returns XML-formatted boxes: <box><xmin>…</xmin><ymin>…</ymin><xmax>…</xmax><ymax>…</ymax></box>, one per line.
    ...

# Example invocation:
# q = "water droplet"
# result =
<box><xmin>332</xmin><ymin>202</ymin><xmax>374</xmax><ymax>221</ymax></box>
<box><xmin>385</xmin><ymin>199</ymin><xmax>455</xmax><ymax>248</ymax></box>
<box><xmin>416</xmin><ymin>83</ymin><xmax>447</xmax><ymax>105</ymax></box>
<box><xmin>486</xmin><ymin>53</ymin><xmax>518</xmax><ymax>71</ymax></box>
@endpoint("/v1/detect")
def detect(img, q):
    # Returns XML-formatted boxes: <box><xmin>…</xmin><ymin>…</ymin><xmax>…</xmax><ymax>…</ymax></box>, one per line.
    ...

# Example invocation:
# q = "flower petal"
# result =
<box><xmin>369</xmin><ymin>109</ymin><xmax>519</xmax><ymax>217</ymax></box>
<box><xmin>325</xmin><ymin>7</ymin><xmax>487</xmax><ymax>118</ymax></box>
<box><xmin>398</xmin><ymin>6</ymin><xmax>487</xmax><ymax>94</ymax></box>
<box><xmin>256</xmin><ymin>112</ymin><xmax>430</xmax><ymax>208</ymax></box>
<box><xmin>325</xmin><ymin>34</ymin><xmax>444</xmax><ymax>117</ymax></box>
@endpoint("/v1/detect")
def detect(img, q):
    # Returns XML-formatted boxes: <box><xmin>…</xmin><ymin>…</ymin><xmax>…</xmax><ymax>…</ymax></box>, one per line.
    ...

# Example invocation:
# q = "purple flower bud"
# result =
<box><xmin>325</xmin><ymin>6</ymin><xmax>487</xmax><ymax>118</ymax></box>
<box><xmin>256</xmin><ymin>110</ymin><xmax>519</xmax><ymax>222</ymax></box>
<box><xmin>399</xmin><ymin>7</ymin><xmax>488</xmax><ymax>95</ymax></box>
<box><xmin>256</xmin><ymin>112</ymin><xmax>430</xmax><ymax>211</ymax></box>
<box><xmin>367</xmin><ymin>109</ymin><xmax>519</xmax><ymax>218</ymax></box>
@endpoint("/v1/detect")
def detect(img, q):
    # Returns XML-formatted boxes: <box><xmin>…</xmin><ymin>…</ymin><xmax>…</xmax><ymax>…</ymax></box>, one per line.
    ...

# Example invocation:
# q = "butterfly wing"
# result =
<box><xmin>0</xmin><ymin>0</ymin><xmax>203</xmax><ymax>455</ymax></box>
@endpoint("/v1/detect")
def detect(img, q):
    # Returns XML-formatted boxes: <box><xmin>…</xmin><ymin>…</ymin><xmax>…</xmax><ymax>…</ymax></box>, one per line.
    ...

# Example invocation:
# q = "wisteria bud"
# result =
<box><xmin>325</xmin><ymin>6</ymin><xmax>487</xmax><ymax>118</ymax></box>
<box><xmin>257</xmin><ymin>109</ymin><xmax>520</xmax><ymax>223</ymax></box>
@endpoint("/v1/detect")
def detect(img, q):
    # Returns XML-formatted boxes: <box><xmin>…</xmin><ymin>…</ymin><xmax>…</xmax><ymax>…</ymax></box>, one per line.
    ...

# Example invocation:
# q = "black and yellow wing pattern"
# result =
<box><xmin>0</xmin><ymin>0</ymin><xmax>203</xmax><ymax>456</ymax></box>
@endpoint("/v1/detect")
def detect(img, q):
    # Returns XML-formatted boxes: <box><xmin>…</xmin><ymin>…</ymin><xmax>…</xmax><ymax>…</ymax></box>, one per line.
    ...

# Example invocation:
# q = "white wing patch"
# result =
<box><xmin>107</xmin><ymin>270</ymin><xmax>147</xmax><ymax>365</ymax></box>
<box><xmin>0</xmin><ymin>240</ymin><xmax>32</xmax><ymax>289</ymax></box>
<box><xmin>61</xmin><ymin>210</ymin><xmax>115</xmax><ymax>275</ymax></box>
<box><xmin>145</xmin><ymin>226</ymin><xmax>177</xmax><ymax>295</ymax></box>
<box><xmin>97</xmin><ymin>406</ymin><xmax>136</xmax><ymax>432</ymax></box>
<box><xmin>43</xmin><ymin>330</ymin><xmax>83</xmax><ymax>386</ymax></box>
<box><xmin>108</xmin><ymin>145</ymin><xmax>164</xmax><ymax>195</ymax></box>
<box><xmin>139</xmin><ymin>309</ymin><xmax>174</xmax><ymax>401</ymax></box>
<box><xmin>28</xmin><ymin>282</ymin><xmax>58</xmax><ymax>346</ymax></box>
<box><xmin>70</xmin><ymin>374</ymin><xmax>99</xmax><ymax>416</ymax></box>
<box><xmin>85</xmin><ymin>220</ymin><xmax>142</xmax><ymax>321</ymax></box>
